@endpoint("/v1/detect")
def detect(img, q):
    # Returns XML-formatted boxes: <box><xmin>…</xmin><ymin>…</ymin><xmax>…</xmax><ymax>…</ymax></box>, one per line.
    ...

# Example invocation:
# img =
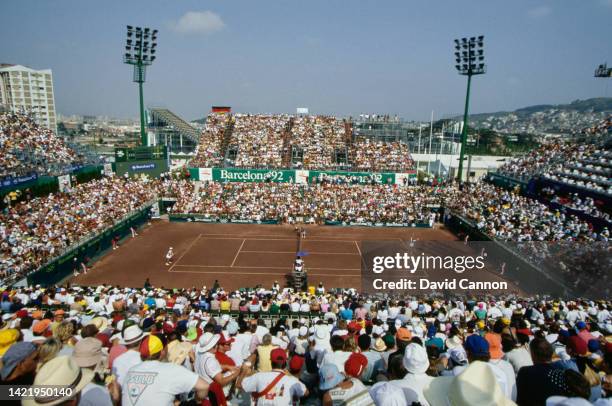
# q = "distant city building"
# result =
<box><xmin>0</xmin><ymin>64</ymin><xmax>57</xmax><ymax>132</ymax></box>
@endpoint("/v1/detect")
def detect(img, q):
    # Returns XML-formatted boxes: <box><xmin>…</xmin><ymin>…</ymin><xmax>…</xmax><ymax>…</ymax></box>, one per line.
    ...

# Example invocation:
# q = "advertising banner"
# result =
<box><xmin>309</xmin><ymin>170</ymin><xmax>395</xmax><ymax>184</ymax></box>
<box><xmin>169</xmin><ymin>214</ymin><xmax>278</xmax><ymax>224</ymax></box>
<box><xmin>212</xmin><ymin>168</ymin><xmax>295</xmax><ymax>183</ymax></box>
<box><xmin>187</xmin><ymin>167</ymin><xmax>417</xmax><ymax>185</ymax></box>
<box><xmin>0</xmin><ymin>173</ymin><xmax>38</xmax><ymax>189</ymax></box>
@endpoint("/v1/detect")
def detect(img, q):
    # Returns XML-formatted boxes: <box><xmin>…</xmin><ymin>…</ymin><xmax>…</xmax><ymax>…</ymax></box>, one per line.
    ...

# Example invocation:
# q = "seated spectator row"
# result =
<box><xmin>499</xmin><ymin>141</ymin><xmax>612</xmax><ymax>196</ymax></box>
<box><xmin>0</xmin><ymin>283</ymin><xmax>609</xmax><ymax>405</ymax></box>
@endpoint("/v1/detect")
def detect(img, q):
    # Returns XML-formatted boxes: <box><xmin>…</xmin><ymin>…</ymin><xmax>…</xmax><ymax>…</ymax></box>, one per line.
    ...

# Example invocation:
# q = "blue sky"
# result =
<box><xmin>1</xmin><ymin>1</ymin><xmax>611</xmax><ymax>121</ymax></box>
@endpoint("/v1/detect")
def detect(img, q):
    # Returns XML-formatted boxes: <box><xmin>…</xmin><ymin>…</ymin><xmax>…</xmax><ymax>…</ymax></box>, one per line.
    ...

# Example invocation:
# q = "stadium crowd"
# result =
<box><xmin>191</xmin><ymin>113</ymin><xmax>231</xmax><ymax>168</ymax></box>
<box><xmin>290</xmin><ymin>116</ymin><xmax>349</xmax><ymax>170</ymax></box>
<box><xmin>230</xmin><ymin>115</ymin><xmax>290</xmax><ymax>169</ymax></box>
<box><xmin>0</xmin><ymin>113</ymin><xmax>84</xmax><ymax>179</ymax></box>
<box><xmin>351</xmin><ymin>138</ymin><xmax>415</xmax><ymax>172</ymax></box>
<box><xmin>2</xmin><ymin>174</ymin><xmax>609</xmax><ymax>288</ymax></box>
<box><xmin>445</xmin><ymin>182</ymin><xmax>608</xmax><ymax>242</ymax></box>
<box><xmin>0</xmin><ymin>283</ymin><xmax>610</xmax><ymax>405</ymax></box>
<box><xmin>188</xmin><ymin>113</ymin><xmax>420</xmax><ymax>172</ymax></box>
<box><xmin>497</xmin><ymin>143</ymin><xmax>580</xmax><ymax>181</ymax></box>
<box><xmin>497</xmin><ymin>142</ymin><xmax>611</xmax><ymax>196</ymax></box>
<box><xmin>167</xmin><ymin>181</ymin><xmax>442</xmax><ymax>226</ymax></box>
<box><xmin>0</xmin><ymin>177</ymin><xmax>156</xmax><ymax>284</ymax></box>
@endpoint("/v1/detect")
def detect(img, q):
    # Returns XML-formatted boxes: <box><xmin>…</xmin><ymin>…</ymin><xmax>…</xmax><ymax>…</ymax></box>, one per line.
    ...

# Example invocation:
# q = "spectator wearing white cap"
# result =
<box><xmin>369</xmin><ymin>381</ymin><xmax>408</xmax><ymax>406</ymax></box>
<box><xmin>111</xmin><ymin>324</ymin><xmax>146</xmax><ymax>388</ymax></box>
<box><xmin>195</xmin><ymin>332</ymin><xmax>241</xmax><ymax>394</ymax></box>
<box><xmin>390</xmin><ymin>343</ymin><xmax>434</xmax><ymax>405</ymax></box>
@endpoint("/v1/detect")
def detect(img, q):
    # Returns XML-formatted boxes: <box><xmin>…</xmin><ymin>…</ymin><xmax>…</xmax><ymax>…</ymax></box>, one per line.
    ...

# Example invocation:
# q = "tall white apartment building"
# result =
<box><xmin>0</xmin><ymin>64</ymin><xmax>57</xmax><ymax>132</ymax></box>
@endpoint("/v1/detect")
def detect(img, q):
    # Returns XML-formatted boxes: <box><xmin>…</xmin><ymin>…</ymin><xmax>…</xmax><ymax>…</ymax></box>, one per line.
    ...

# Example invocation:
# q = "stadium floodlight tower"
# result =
<box><xmin>454</xmin><ymin>35</ymin><xmax>486</xmax><ymax>183</ymax></box>
<box><xmin>123</xmin><ymin>25</ymin><xmax>158</xmax><ymax>146</ymax></box>
<box><xmin>594</xmin><ymin>63</ymin><xmax>612</xmax><ymax>78</ymax></box>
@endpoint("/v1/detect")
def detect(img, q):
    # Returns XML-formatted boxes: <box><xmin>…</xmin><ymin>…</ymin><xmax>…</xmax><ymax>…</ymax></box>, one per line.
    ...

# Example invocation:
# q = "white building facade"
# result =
<box><xmin>0</xmin><ymin>64</ymin><xmax>57</xmax><ymax>132</ymax></box>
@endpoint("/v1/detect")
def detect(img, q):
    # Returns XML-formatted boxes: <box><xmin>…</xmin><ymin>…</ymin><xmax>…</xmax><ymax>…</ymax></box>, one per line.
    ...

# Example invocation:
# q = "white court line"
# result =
<box><xmin>240</xmin><ymin>250</ymin><xmax>359</xmax><ymax>255</ymax></box>
<box><xmin>199</xmin><ymin>237</ymin><xmax>295</xmax><ymax>241</ymax></box>
<box><xmin>199</xmin><ymin>236</ymin><xmax>361</xmax><ymax>243</ymax></box>
<box><xmin>199</xmin><ymin>234</ymin><xmax>368</xmax><ymax>243</ymax></box>
<box><xmin>169</xmin><ymin>269</ymin><xmax>361</xmax><ymax>276</ymax></box>
<box><xmin>231</xmin><ymin>239</ymin><xmax>246</xmax><ymax>267</ymax></box>
<box><xmin>171</xmin><ymin>264</ymin><xmax>360</xmax><ymax>271</ymax></box>
<box><xmin>200</xmin><ymin>233</ymin><xmax>376</xmax><ymax>241</ymax></box>
<box><xmin>354</xmin><ymin>241</ymin><xmax>362</xmax><ymax>256</ymax></box>
<box><xmin>168</xmin><ymin>234</ymin><xmax>201</xmax><ymax>272</ymax></box>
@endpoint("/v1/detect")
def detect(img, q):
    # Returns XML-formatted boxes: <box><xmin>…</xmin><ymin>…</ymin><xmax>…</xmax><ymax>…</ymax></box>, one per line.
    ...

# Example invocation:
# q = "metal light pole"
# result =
<box><xmin>594</xmin><ymin>63</ymin><xmax>612</xmax><ymax>78</ymax></box>
<box><xmin>595</xmin><ymin>63</ymin><xmax>612</xmax><ymax>97</ymax></box>
<box><xmin>454</xmin><ymin>36</ymin><xmax>486</xmax><ymax>182</ymax></box>
<box><xmin>123</xmin><ymin>26</ymin><xmax>158</xmax><ymax>147</ymax></box>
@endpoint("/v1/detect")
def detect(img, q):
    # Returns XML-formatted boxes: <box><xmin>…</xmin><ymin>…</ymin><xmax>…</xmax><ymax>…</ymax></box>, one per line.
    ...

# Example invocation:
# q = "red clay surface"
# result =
<box><xmin>72</xmin><ymin>221</ymin><xmax>518</xmax><ymax>293</ymax></box>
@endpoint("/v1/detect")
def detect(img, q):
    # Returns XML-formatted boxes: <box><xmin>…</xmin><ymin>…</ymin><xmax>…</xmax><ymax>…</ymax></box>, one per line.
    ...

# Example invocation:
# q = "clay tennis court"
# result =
<box><xmin>72</xmin><ymin>220</ymin><xmax>468</xmax><ymax>291</ymax></box>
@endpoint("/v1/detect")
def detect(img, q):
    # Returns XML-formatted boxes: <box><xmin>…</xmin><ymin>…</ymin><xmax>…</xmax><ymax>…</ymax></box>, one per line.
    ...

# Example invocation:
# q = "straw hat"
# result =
<box><xmin>424</xmin><ymin>361</ymin><xmax>516</xmax><ymax>406</ymax></box>
<box><xmin>373</xmin><ymin>337</ymin><xmax>387</xmax><ymax>352</ymax></box>
<box><xmin>167</xmin><ymin>341</ymin><xmax>193</xmax><ymax>365</ymax></box>
<box><xmin>23</xmin><ymin>356</ymin><xmax>93</xmax><ymax>406</ymax></box>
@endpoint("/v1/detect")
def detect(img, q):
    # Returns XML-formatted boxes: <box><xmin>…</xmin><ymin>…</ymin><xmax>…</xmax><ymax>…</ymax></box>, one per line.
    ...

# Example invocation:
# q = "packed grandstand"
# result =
<box><xmin>0</xmin><ymin>111</ymin><xmax>611</xmax><ymax>405</ymax></box>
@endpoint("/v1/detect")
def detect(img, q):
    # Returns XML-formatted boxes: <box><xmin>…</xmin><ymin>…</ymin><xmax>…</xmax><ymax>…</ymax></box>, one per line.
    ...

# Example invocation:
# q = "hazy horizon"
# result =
<box><xmin>1</xmin><ymin>1</ymin><xmax>611</xmax><ymax>121</ymax></box>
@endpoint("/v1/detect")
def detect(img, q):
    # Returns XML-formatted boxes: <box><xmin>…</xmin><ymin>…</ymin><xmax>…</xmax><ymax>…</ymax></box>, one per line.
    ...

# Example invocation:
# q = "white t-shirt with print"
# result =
<box><xmin>121</xmin><ymin>360</ymin><xmax>199</xmax><ymax>406</ymax></box>
<box><xmin>241</xmin><ymin>371</ymin><xmax>307</xmax><ymax>406</ymax></box>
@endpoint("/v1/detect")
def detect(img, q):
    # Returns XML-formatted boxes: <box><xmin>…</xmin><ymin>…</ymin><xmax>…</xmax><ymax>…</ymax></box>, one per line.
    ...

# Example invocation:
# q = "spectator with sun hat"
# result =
<box><xmin>195</xmin><ymin>332</ymin><xmax>242</xmax><ymax>405</ymax></box>
<box><xmin>71</xmin><ymin>337</ymin><xmax>116</xmax><ymax>406</ymax></box>
<box><xmin>391</xmin><ymin>343</ymin><xmax>434</xmax><ymax>405</ymax></box>
<box><xmin>21</xmin><ymin>356</ymin><xmax>93</xmax><ymax>406</ymax></box>
<box><xmin>111</xmin><ymin>323</ymin><xmax>147</xmax><ymax>388</ymax></box>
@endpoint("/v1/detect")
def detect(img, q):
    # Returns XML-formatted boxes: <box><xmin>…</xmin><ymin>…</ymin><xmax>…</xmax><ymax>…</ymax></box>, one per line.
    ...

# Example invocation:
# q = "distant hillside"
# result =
<box><xmin>467</xmin><ymin>98</ymin><xmax>611</xmax><ymax>134</ymax></box>
<box><xmin>470</xmin><ymin>98</ymin><xmax>612</xmax><ymax>120</ymax></box>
